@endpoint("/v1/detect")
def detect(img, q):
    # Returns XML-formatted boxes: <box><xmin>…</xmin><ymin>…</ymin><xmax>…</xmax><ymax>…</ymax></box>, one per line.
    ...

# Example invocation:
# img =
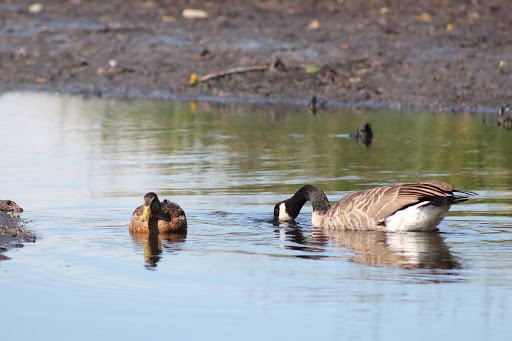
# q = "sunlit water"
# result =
<box><xmin>1</xmin><ymin>92</ymin><xmax>512</xmax><ymax>340</ymax></box>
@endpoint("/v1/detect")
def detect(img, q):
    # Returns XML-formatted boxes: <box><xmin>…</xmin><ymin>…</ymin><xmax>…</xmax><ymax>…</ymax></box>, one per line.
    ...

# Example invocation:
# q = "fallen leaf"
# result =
<box><xmin>339</xmin><ymin>44</ymin><xmax>349</xmax><ymax>49</ymax></box>
<box><xmin>468</xmin><ymin>11</ymin><xmax>480</xmax><ymax>23</ymax></box>
<box><xmin>305</xmin><ymin>66</ymin><xmax>322</xmax><ymax>74</ymax></box>
<box><xmin>161</xmin><ymin>16</ymin><xmax>175</xmax><ymax>22</ymax></box>
<box><xmin>419</xmin><ymin>12</ymin><xmax>432</xmax><ymax>22</ymax></box>
<box><xmin>307</xmin><ymin>19</ymin><xmax>320</xmax><ymax>30</ymax></box>
<box><xmin>29</xmin><ymin>3</ymin><xmax>43</xmax><ymax>13</ymax></box>
<box><xmin>380</xmin><ymin>7</ymin><xmax>389</xmax><ymax>14</ymax></box>
<box><xmin>140</xmin><ymin>1</ymin><xmax>155</xmax><ymax>8</ymax></box>
<box><xmin>189</xmin><ymin>73</ymin><xmax>198</xmax><ymax>85</ymax></box>
<box><xmin>182</xmin><ymin>9</ymin><xmax>208</xmax><ymax>19</ymax></box>
<box><xmin>355</xmin><ymin>68</ymin><xmax>371</xmax><ymax>75</ymax></box>
<box><xmin>446</xmin><ymin>24</ymin><xmax>453</xmax><ymax>30</ymax></box>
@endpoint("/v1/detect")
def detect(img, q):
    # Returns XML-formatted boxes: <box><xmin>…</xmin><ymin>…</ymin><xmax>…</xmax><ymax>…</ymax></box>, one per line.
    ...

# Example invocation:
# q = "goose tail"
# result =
<box><xmin>449</xmin><ymin>189</ymin><xmax>478</xmax><ymax>205</ymax></box>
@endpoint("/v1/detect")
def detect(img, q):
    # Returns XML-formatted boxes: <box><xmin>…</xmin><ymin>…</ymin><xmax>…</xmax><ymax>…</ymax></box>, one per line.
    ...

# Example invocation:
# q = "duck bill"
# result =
<box><xmin>141</xmin><ymin>205</ymin><xmax>151</xmax><ymax>222</ymax></box>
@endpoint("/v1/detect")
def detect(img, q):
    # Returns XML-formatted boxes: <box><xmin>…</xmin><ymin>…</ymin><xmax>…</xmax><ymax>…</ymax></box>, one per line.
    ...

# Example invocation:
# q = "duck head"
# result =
<box><xmin>141</xmin><ymin>192</ymin><xmax>162</xmax><ymax>222</ymax></box>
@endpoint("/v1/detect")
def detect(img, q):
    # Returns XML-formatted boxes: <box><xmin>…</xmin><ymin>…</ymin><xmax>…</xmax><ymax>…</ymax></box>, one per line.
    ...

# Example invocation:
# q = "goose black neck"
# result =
<box><xmin>301</xmin><ymin>185</ymin><xmax>331</xmax><ymax>213</ymax></box>
<box><xmin>285</xmin><ymin>185</ymin><xmax>331</xmax><ymax>217</ymax></box>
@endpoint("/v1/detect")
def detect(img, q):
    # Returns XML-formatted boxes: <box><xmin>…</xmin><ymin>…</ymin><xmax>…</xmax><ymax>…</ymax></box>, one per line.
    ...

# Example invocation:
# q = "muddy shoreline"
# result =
<box><xmin>1</xmin><ymin>0</ymin><xmax>512</xmax><ymax>112</ymax></box>
<box><xmin>0</xmin><ymin>201</ymin><xmax>35</xmax><ymax>260</ymax></box>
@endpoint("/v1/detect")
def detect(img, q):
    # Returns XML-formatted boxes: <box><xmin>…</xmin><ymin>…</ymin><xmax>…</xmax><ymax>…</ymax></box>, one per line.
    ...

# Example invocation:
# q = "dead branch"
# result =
<box><xmin>198</xmin><ymin>56</ymin><xmax>285</xmax><ymax>83</ymax></box>
<box><xmin>199</xmin><ymin>64</ymin><xmax>268</xmax><ymax>82</ymax></box>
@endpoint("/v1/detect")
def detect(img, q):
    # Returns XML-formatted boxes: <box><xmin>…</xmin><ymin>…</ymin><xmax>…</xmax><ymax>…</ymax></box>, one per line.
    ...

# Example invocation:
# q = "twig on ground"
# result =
<box><xmin>198</xmin><ymin>56</ymin><xmax>286</xmax><ymax>83</ymax></box>
<box><xmin>199</xmin><ymin>64</ymin><xmax>268</xmax><ymax>82</ymax></box>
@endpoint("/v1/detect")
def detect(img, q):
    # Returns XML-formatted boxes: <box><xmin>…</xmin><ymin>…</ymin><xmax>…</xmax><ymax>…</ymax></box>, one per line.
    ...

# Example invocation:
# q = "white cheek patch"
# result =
<box><xmin>278</xmin><ymin>203</ymin><xmax>293</xmax><ymax>221</ymax></box>
<box><xmin>311</xmin><ymin>211</ymin><xmax>325</xmax><ymax>227</ymax></box>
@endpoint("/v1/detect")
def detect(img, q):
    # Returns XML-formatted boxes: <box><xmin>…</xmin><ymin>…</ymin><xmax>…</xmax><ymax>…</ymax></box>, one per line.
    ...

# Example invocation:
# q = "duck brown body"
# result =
<box><xmin>129</xmin><ymin>193</ymin><xmax>187</xmax><ymax>234</ymax></box>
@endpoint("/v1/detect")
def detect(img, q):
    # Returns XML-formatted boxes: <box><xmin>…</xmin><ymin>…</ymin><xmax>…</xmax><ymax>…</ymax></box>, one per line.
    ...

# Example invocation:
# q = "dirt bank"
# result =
<box><xmin>1</xmin><ymin>0</ymin><xmax>511</xmax><ymax>112</ymax></box>
<box><xmin>0</xmin><ymin>200</ymin><xmax>35</xmax><ymax>260</ymax></box>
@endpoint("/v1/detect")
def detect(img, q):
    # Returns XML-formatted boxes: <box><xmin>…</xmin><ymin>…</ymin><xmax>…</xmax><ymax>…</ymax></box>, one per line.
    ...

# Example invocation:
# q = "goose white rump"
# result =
<box><xmin>383</xmin><ymin>201</ymin><xmax>449</xmax><ymax>232</ymax></box>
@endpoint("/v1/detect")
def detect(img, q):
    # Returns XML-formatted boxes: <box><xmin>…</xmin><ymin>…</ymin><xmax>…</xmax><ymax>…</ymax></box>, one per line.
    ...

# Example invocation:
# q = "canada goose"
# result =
<box><xmin>274</xmin><ymin>181</ymin><xmax>476</xmax><ymax>232</ymax></box>
<box><xmin>129</xmin><ymin>192</ymin><xmax>187</xmax><ymax>234</ymax></box>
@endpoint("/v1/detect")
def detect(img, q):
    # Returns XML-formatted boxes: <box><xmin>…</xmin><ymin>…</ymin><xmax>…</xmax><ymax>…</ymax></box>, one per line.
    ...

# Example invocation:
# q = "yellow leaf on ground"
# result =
<box><xmin>189</xmin><ymin>73</ymin><xmax>198</xmax><ymax>85</ymax></box>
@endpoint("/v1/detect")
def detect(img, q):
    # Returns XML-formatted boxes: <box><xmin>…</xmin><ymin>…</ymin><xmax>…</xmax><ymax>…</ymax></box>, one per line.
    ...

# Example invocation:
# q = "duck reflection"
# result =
<box><xmin>313</xmin><ymin>228</ymin><xmax>459</xmax><ymax>269</ymax></box>
<box><xmin>130</xmin><ymin>231</ymin><xmax>186</xmax><ymax>269</ymax></box>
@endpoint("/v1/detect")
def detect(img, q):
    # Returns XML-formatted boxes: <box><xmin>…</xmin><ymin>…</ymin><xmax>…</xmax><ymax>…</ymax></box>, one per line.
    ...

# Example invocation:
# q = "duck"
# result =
<box><xmin>274</xmin><ymin>181</ymin><xmax>477</xmax><ymax>232</ymax></box>
<box><xmin>129</xmin><ymin>192</ymin><xmax>187</xmax><ymax>234</ymax></box>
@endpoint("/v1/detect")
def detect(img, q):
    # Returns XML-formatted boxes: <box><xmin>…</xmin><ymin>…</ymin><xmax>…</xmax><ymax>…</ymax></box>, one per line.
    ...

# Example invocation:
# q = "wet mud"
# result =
<box><xmin>1</xmin><ymin>0</ymin><xmax>511</xmax><ymax>112</ymax></box>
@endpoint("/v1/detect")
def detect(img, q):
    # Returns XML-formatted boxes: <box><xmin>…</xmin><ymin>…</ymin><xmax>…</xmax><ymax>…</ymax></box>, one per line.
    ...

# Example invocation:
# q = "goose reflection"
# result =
<box><xmin>313</xmin><ymin>228</ymin><xmax>459</xmax><ymax>269</ymax></box>
<box><xmin>130</xmin><ymin>231</ymin><xmax>186</xmax><ymax>269</ymax></box>
<box><xmin>272</xmin><ymin>220</ymin><xmax>328</xmax><ymax>259</ymax></box>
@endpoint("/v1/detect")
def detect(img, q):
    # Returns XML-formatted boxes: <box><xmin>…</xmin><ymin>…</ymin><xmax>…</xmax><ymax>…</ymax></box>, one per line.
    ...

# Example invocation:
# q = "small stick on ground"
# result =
<box><xmin>199</xmin><ymin>65</ymin><xmax>268</xmax><ymax>82</ymax></box>
<box><xmin>198</xmin><ymin>56</ymin><xmax>285</xmax><ymax>83</ymax></box>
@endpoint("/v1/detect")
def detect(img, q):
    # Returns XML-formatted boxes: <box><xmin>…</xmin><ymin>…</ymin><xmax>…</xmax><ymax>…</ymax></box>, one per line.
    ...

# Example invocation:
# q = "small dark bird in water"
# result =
<box><xmin>349</xmin><ymin>122</ymin><xmax>373</xmax><ymax>146</ymax></box>
<box><xmin>308</xmin><ymin>96</ymin><xmax>318</xmax><ymax>114</ymax></box>
<box><xmin>129</xmin><ymin>192</ymin><xmax>187</xmax><ymax>234</ymax></box>
<box><xmin>308</xmin><ymin>96</ymin><xmax>326</xmax><ymax>114</ymax></box>
<box><xmin>497</xmin><ymin>116</ymin><xmax>512</xmax><ymax>130</ymax></box>
<box><xmin>498</xmin><ymin>104</ymin><xmax>511</xmax><ymax>130</ymax></box>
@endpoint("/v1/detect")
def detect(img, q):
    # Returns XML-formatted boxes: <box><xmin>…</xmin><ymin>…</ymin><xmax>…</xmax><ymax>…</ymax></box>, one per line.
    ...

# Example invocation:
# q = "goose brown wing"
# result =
<box><xmin>332</xmin><ymin>182</ymin><xmax>454</xmax><ymax>224</ymax></box>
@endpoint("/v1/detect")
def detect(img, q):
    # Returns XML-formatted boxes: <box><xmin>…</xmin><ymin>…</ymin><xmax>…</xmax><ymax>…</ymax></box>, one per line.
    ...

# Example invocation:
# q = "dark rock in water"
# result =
<box><xmin>0</xmin><ymin>200</ymin><xmax>35</xmax><ymax>259</ymax></box>
<box><xmin>349</xmin><ymin>123</ymin><xmax>373</xmax><ymax>146</ymax></box>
